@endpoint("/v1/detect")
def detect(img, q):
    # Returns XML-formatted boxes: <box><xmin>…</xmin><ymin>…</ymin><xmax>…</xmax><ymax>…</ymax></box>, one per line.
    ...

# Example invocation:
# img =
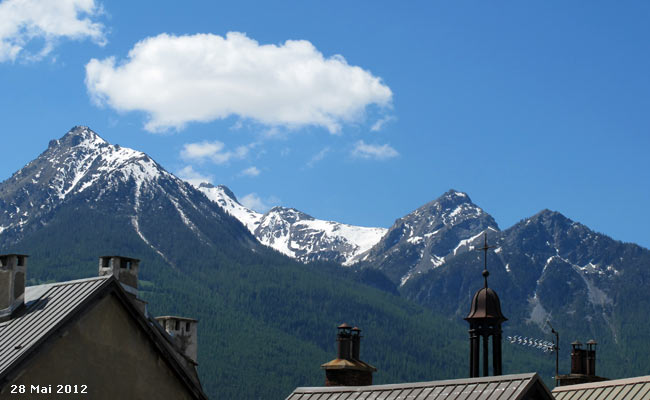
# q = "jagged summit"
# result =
<box><xmin>358</xmin><ymin>189</ymin><xmax>499</xmax><ymax>285</ymax></box>
<box><xmin>198</xmin><ymin>182</ymin><xmax>239</xmax><ymax>203</ymax></box>
<box><xmin>532</xmin><ymin>208</ymin><xmax>568</xmax><ymax>221</ymax></box>
<box><xmin>442</xmin><ymin>188</ymin><xmax>470</xmax><ymax>200</ymax></box>
<box><xmin>48</xmin><ymin>126</ymin><xmax>107</xmax><ymax>149</ymax></box>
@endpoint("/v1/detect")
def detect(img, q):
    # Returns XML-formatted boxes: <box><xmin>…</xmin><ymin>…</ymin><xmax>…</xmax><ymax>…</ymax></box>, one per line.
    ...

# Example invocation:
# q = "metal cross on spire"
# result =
<box><xmin>476</xmin><ymin>232</ymin><xmax>495</xmax><ymax>288</ymax></box>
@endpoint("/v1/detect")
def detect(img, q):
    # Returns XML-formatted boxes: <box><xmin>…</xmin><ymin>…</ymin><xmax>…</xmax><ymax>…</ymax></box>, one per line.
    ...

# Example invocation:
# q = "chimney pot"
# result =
<box><xmin>336</xmin><ymin>323</ymin><xmax>353</xmax><ymax>360</ymax></box>
<box><xmin>586</xmin><ymin>340</ymin><xmax>597</xmax><ymax>376</ymax></box>
<box><xmin>571</xmin><ymin>340</ymin><xmax>587</xmax><ymax>375</ymax></box>
<box><xmin>351</xmin><ymin>327</ymin><xmax>362</xmax><ymax>360</ymax></box>
<box><xmin>0</xmin><ymin>254</ymin><xmax>28</xmax><ymax>320</ymax></box>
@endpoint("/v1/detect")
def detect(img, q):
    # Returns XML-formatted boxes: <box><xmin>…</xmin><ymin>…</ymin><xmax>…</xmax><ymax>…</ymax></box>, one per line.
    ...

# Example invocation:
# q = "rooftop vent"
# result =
<box><xmin>0</xmin><ymin>254</ymin><xmax>28</xmax><ymax>320</ymax></box>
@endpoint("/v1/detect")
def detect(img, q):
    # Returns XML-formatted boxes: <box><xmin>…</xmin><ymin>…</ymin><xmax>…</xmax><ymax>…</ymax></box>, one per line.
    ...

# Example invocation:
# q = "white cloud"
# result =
<box><xmin>240</xmin><ymin>193</ymin><xmax>278</xmax><ymax>213</ymax></box>
<box><xmin>352</xmin><ymin>140</ymin><xmax>399</xmax><ymax>160</ymax></box>
<box><xmin>306</xmin><ymin>147</ymin><xmax>330</xmax><ymax>168</ymax></box>
<box><xmin>180</xmin><ymin>140</ymin><xmax>250</xmax><ymax>164</ymax></box>
<box><xmin>0</xmin><ymin>0</ymin><xmax>105</xmax><ymax>62</ymax></box>
<box><xmin>176</xmin><ymin>165</ymin><xmax>213</xmax><ymax>187</ymax></box>
<box><xmin>370</xmin><ymin>115</ymin><xmax>395</xmax><ymax>132</ymax></box>
<box><xmin>241</xmin><ymin>166</ymin><xmax>260</xmax><ymax>177</ymax></box>
<box><xmin>85</xmin><ymin>32</ymin><xmax>392</xmax><ymax>133</ymax></box>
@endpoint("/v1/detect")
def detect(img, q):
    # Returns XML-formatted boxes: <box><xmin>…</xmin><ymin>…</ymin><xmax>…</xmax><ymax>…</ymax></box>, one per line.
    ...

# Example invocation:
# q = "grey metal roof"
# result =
<box><xmin>552</xmin><ymin>375</ymin><xmax>650</xmax><ymax>400</ymax></box>
<box><xmin>0</xmin><ymin>276</ymin><xmax>111</xmax><ymax>376</ymax></box>
<box><xmin>286</xmin><ymin>372</ymin><xmax>553</xmax><ymax>400</ymax></box>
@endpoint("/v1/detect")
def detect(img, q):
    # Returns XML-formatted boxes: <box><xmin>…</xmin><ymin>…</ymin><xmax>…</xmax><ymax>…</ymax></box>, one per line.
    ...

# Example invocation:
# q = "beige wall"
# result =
<box><xmin>1</xmin><ymin>293</ymin><xmax>197</xmax><ymax>399</ymax></box>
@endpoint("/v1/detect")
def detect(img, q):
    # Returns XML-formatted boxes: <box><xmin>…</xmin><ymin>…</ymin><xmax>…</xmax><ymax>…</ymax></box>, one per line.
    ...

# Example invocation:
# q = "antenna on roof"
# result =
<box><xmin>547</xmin><ymin>320</ymin><xmax>559</xmax><ymax>387</ymax></box>
<box><xmin>506</xmin><ymin>335</ymin><xmax>556</xmax><ymax>353</ymax></box>
<box><xmin>506</xmin><ymin>320</ymin><xmax>560</xmax><ymax>386</ymax></box>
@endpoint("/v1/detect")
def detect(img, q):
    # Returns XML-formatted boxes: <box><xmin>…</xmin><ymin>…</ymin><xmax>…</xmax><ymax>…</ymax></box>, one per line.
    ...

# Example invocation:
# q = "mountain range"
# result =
<box><xmin>1</xmin><ymin>126</ymin><xmax>649</xmax><ymax>397</ymax></box>
<box><xmin>189</xmin><ymin>137</ymin><xmax>650</xmax><ymax>380</ymax></box>
<box><xmin>200</xmin><ymin>172</ymin><xmax>650</xmax><ymax>354</ymax></box>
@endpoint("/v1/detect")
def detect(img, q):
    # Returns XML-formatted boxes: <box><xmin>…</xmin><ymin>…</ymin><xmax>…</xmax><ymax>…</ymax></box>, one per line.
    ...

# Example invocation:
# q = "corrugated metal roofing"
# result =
<box><xmin>552</xmin><ymin>375</ymin><xmax>650</xmax><ymax>400</ymax></box>
<box><xmin>0</xmin><ymin>276</ymin><xmax>110</xmax><ymax>376</ymax></box>
<box><xmin>286</xmin><ymin>372</ymin><xmax>551</xmax><ymax>400</ymax></box>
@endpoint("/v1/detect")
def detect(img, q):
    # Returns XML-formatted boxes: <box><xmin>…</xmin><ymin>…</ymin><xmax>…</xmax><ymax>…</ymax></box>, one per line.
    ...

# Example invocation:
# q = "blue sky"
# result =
<box><xmin>1</xmin><ymin>1</ymin><xmax>649</xmax><ymax>248</ymax></box>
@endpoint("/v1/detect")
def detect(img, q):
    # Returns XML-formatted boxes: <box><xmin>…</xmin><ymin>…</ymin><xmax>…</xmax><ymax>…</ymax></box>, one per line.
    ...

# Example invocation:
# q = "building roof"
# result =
<box><xmin>552</xmin><ymin>375</ymin><xmax>650</xmax><ymax>400</ymax></box>
<box><xmin>0</xmin><ymin>275</ymin><xmax>208</xmax><ymax>399</ymax></box>
<box><xmin>286</xmin><ymin>372</ymin><xmax>553</xmax><ymax>400</ymax></box>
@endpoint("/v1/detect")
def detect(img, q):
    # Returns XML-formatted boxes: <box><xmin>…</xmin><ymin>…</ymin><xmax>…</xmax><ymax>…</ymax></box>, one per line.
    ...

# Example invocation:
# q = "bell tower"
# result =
<box><xmin>465</xmin><ymin>233</ymin><xmax>507</xmax><ymax>377</ymax></box>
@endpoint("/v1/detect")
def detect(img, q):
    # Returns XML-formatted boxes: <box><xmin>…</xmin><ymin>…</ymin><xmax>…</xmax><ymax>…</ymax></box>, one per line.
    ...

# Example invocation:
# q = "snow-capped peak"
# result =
<box><xmin>193</xmin><ymin>182</ymin><xmax>387</xmax><ymax>265</ymax></box>
<box><xmin>38</xmin><ymin>127</ymin><xmax>171</xmax><ymax>200</ymax></box>
<box><xmin>195</xmin><ymin>183</ymin><xmax>262</xmax><ymax>233</ymax></box>
<box><xmin>0</xmin><ymin>126</ymin><xmax>220</xmax><ymax>250</ymax></box>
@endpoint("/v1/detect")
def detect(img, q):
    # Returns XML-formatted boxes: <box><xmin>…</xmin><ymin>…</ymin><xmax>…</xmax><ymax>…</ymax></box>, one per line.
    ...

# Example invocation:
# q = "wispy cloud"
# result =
<box><xmin>306</xmin><ymin>147</ymin><xmax>330</xmax><ymax>168</ymax></box>
<box><xmin>240</xmin><ymin>166</ymin><xmax>260</xmax><ymax>177</ymax></box>
<box><xmin>351</xmin><ymin>140</ymin><xmax>399</xmax><ymax>160</ymax></box>
<box><xmin>176</xmin><ymin>165</ymin><xmax>213</xmax><ymax>187</ymax></box>
<box><xmin>240</xmin><ymin>193</ymin><xmax>279</xmax><ymax>213</ymax></box>
<box><xmin>370</xmin><ymin>115</ymin><xmax>395</xmax><ymax>132</ymax></box>
<box><xmin>85</xmin><ymin>32</ymin><xmax>392</xmax><ymax>133</ymax></box>
<box><xmin>0</xmin><ymin>0</ymin><xmax>106</xmax><ymax>62</ymax></box>
<box><xmin>180</xmin><ymin>140</ymin><xmax>250</xmax><ymax>164</ymax></box>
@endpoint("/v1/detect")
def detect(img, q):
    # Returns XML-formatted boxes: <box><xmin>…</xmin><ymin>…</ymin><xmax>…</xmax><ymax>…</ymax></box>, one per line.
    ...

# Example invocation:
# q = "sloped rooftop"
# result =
<box><xmin>0</xmin><ymin>276</ymin><xmax>111</xmax><ymax>376</ymax></box>
<box><xmin>553</xmin><ymin>375</ymin><xmax>650</xmax><ymax>400</ymax></box>
<box><xmin>286</xmin><ymin>372</ymin><xmax>553</xmax><ymax>400</ymax></box>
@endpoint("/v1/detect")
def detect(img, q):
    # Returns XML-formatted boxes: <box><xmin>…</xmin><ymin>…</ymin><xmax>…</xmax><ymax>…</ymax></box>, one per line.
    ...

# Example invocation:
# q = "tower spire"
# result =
<box><xmin>465</xmin><ymin>231</ymin><xmax>506</xmax><ymax>378</ymax></box>
<box><xmin>476</xmin><ymin>232</ymin><xmax>495</xmax><ymax>288</ymax></box>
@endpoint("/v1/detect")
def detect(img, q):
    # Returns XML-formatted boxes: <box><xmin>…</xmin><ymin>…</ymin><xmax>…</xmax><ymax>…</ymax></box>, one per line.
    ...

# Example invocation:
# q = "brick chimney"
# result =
<box><xmin>98</xmin><ymin>256</ymin><xmax>147</xmax><ymax>313</ymax></box>
<box><xmin>155</xmin><ymin>316</ymin><xmax>199</xmax><ymax>365</ymax></box>
<box><xmin>321</xmin><ymin>323</ymin><xmax>376</xmax><ymax>386</ymax></box>
<box><xmin>0</xmin><ymin>254</ymin><xmax>28</xmax><ymax>320</ymax></box>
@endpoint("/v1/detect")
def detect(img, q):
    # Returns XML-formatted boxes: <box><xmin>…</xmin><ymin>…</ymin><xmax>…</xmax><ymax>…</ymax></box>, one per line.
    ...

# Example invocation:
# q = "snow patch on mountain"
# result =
<box><xmin>194</xmin><ymin>182</ymin><xmax>386</xmax><ymax>264</ymax></box>
<box><xmin>197</xmin><ymin>183</ymin><xmax>262</xmax><ymax>233</ymax></box>
<box><xmin>41</xmin><ymin>127</ymin><xmax>173</xmax><ymax>204</ymax></box>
